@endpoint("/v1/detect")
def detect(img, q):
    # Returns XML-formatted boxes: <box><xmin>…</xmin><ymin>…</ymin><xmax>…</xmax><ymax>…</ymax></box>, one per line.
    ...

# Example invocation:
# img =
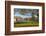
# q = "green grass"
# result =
<box><xmin>14</xmin><ymin>21</ymin><xmax>39</xmax><ymax>27</ymax></box>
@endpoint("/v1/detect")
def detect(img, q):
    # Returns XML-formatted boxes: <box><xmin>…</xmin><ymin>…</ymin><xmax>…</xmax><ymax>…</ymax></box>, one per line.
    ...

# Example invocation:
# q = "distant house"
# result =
<box><xmin>24</xmin><ymin>17</ymin><xmax>32</xmax><ymax>21</ymax></box>
<box><xmin>14</xmin><ymin>16</ymin><xmax>32</xmax><ymax>22</ymax></box>
<box><xmin>14</xmin><ymin>16</ymin><xmax>24</xmax><ymax>22</ymax></box>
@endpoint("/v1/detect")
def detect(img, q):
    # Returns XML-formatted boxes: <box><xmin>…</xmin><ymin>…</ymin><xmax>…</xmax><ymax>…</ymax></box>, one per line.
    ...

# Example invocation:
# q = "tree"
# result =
<box><xmin>19</xmin><ymin>9</ymin><xmax>26</xmax><ymax>15</ymax></box>
<box><xmin>32</xmin><ymin>9</ymin><xmax>39</xmax><ymax>22</ymax></box>
<box><xmin>32</xmin><ymin>10</ymin><xmax>35</xmax><ymax>21</ymax></box>
<box><xmin>19</xmin><ymin>9</ymin><xmax>32</xmax><ymax>15</ymax></box>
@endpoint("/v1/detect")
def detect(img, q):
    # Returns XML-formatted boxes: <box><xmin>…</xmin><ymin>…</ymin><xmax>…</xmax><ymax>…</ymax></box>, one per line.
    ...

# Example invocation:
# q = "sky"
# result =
<box><xmin>14</xmin><ymin>8</ymin><xmax>39</xmax><ymax>18</ymax></box>
<box><xmin>14</xmin><ymin>8</ymin><xmax>32</xmax><ymax>18</ymax></box>
<box><xmin>14</xmin><ymin>12</ymin><xmax>32</xmax><ymax>18</ymax></box>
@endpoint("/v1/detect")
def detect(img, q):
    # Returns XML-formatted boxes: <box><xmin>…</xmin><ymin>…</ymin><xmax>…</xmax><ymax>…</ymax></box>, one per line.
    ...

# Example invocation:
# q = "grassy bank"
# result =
<box><xmin>14</xmin><ymin>21</ymin><xmax>39</xmax><ymax>27</ymax></box>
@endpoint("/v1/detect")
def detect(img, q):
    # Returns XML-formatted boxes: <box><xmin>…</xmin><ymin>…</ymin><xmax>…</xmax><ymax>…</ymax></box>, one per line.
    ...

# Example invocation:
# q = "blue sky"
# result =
<box><xmin>14</xmin><ymin>8</ymin><xmax>39</xmax><ymax>18</ymax></box>
<box><xmin>14</xmin><ymin>8</ymin><xmax>33</xmax><ymax>18</ymax></box>
<box><xmin>14</xmin><ymin>12</ymin><xmax>32</xmax><ymax>18</ymax></box>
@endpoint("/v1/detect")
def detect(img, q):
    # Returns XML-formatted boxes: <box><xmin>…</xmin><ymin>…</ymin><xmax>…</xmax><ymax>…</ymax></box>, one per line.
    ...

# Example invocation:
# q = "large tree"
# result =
<box><xmin>32</xmin><ymin>9</ymin><xmax>39</xmax><ymax>22</ymax></box>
